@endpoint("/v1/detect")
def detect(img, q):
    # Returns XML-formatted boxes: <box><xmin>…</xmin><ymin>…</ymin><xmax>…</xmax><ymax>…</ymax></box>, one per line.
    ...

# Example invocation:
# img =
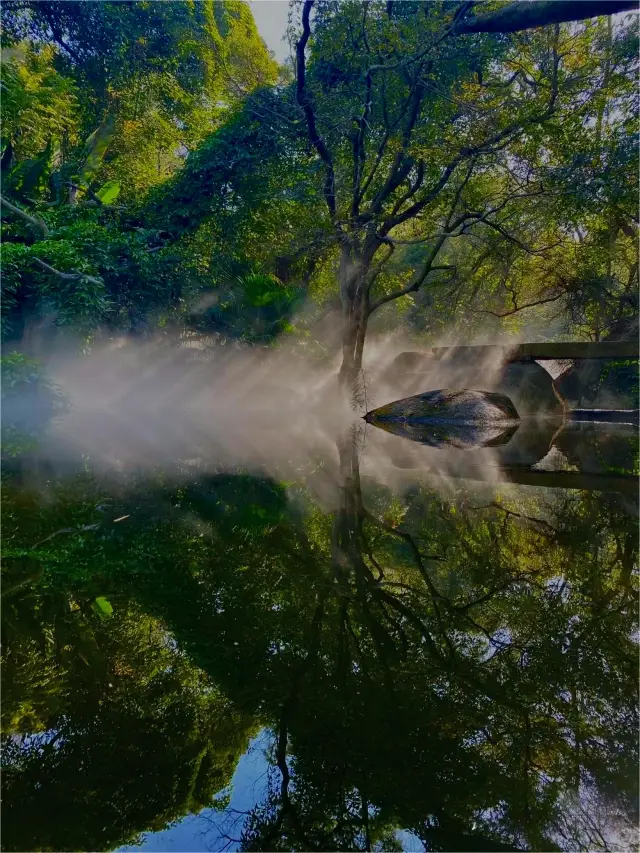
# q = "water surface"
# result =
<box><xmin>2</xmin><ymin>413</ymin><xmax>638</xmax><ymax>852</ymax></box>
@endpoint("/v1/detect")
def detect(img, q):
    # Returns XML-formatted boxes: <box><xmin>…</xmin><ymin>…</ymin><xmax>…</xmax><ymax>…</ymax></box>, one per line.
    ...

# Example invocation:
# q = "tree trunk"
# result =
<box><xmin>337</xmin><ymin>243</ymin><xmax>371</xmax><ymax>388</ymax></box>
<box><xmin>339</xmin><ymin>311</ymin><xmax>369</xmax><ymax>387</ymax></box>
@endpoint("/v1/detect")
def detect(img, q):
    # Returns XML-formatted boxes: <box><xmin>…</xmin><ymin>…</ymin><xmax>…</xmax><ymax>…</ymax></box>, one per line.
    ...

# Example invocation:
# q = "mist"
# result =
<box><xmin>8</xmin><ymin>324</ymin><xmax>531</xmax><ymax>499</ymax></box>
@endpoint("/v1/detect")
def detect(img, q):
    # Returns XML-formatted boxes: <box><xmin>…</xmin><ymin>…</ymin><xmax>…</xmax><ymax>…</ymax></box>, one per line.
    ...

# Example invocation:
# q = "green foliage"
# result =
<box><xmin>94</xmin><ymin>179</ymin><xmax>120</xmax><ymax>205</ymax></box>
<box><xmin>2</xmin><ymin>0</ymin><xmax>637</xmax><ymax>353</ymax></box>
<box><xmin>1</xmin><ymin>350</ymin><xmax>40</xmax><ymax>391</ymax></box>
<box><xmin>1</xmin><ymin>0</ymin><xmax>277</xmax><ymax>204</ymax></box>
<box><xmin>2</xmin><ymin>233</ymin><xmax>109</xmax><ymax>336</ymax></box>
<box><xmin>74</xmin><ymin>113</ymin><xmax>116</xmax><ymax>189</ymax></box>
<box><xmin>1</xmin><ymin>597</ymin><xmax>255</xmax><ymax>851</ymax></box>
<box><xmin>1</xmin><ymin>352</ymin><xmax>65</xmax><ymax>456</ymax></box>
<box><xmin>0</xmin><ymin>43</ymin><xmax>79</xmax><ymax>164</ymax></box>
<box><xmin>92</xmin><ymin>595</ymin><xmax>113</xmax><ymax>618</ymax></box>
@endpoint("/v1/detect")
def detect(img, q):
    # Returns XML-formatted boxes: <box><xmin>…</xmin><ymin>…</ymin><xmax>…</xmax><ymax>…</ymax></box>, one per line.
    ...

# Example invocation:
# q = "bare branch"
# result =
<box><xmin>383</xmin><ymin>49</ymin><xmax>559</xmax><ymax>235</ymax></box>
<box><xmin>382</xmin><ymin>158</ymin><xmax>462</xmax><ymax>232</ymax></box>
<box><xmin>296</xmin><ymin>0</ymin><xmax>337</xmax><ymax>219</ymax></box>
<box><xmin>362</xmin><ymin>76</ymin><xmax>428</xmax><ymax>221</ymax></box>
<box><xmin>365</xmin><ymin>238</ymin><xmax>395</xmax><ymax>286</ymax></box>
<box><xmin>369</xmin><ymin>233</ymin><xmax>450</xmax><ymax>312</ymax></box>
<box><xmin>352</xmin><ymin>69</ymin><xmax>373</xmax><ymax>217</ymax></box>
<box><xmin>440</xmin><ymin>161</ymin><xmax>475</xmax><ymax>229</ymax></box>
<box><xmin>357</xmin><ymin>130</ymin><xmax>391</xmax><ymax>205</ymax></box>
<box><xmin>389</xmin><ymin>160</ymin><xmax>426</xmax><ymax>217</ymax></box>
<box><xmin>479</xmin><ymin>218</ymin><xmax>562</xmax><ymax>255</ymax></box>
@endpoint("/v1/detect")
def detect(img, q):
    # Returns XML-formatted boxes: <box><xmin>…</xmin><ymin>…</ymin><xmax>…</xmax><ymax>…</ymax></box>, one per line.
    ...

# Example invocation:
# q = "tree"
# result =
<box><xmin>287</xmin><ymin>0</ymin><xmax>637</xmax><ymax>383</ymax></box>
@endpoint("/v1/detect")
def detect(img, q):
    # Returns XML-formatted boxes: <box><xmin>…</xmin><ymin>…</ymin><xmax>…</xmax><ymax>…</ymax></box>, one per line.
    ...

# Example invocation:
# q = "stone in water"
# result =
<box><xmin>365</xmin><ymin>389</ymin><xmax>520</xmax><ymax>424</ymax></box>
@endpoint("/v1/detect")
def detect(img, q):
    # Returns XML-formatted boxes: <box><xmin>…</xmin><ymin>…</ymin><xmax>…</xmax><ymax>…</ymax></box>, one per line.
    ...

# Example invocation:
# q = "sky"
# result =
<box><xmin>250</xmin><ymin>0</ymin><xmax>291</xmax><ymax>63</ymax></box>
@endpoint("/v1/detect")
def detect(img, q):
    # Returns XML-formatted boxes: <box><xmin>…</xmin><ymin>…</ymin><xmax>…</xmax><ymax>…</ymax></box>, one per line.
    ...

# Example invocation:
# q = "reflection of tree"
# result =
<box><xmin>238</xmin><ymin>437</ymin><xmax>638</xmax><ymax>851</ymax></box>
<box><xmin>1</xmin><ymin>580</ymin><xmax>254</xmax><ymax>852</ymax></box>
<box><xmin>1</xmin><ymin>446</ymin><xmax>637</xmax><ymax>851</ymax></box>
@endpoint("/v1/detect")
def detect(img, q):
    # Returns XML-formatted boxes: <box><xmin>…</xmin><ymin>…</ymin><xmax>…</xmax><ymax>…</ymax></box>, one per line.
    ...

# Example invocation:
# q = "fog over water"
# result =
<box><xmin>29</xmin><ymin>329</ymin><xmax>520</xmax><ymax>487</ymax></box>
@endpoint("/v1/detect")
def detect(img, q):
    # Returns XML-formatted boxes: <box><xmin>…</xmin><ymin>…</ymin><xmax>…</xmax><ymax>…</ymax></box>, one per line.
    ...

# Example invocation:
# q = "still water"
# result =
<box><xmin>1</xmin><ymin>382</ymin><xmax>638</xmax><ymax>851</ymax></box>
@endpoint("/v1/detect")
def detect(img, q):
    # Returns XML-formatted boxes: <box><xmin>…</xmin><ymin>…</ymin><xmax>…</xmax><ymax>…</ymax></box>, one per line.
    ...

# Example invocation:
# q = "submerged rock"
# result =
<box><xmin>365</xmin><ymin>388</ymin><xmax>520</xmax><ymax>424</ymax></box>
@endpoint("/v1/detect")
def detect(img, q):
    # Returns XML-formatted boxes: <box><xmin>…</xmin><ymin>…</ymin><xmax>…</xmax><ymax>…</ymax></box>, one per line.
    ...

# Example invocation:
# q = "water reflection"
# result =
<box><xmin>2</xmin><ymin>424</ymin><xmax>638</xmax><ymax>851</ymax></box>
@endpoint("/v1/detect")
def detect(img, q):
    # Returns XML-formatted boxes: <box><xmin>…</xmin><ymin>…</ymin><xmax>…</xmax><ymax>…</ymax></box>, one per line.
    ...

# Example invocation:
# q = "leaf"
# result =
<box><xmin>77</xmin><ymin>114</ymin><xmax>116</xmax><ymax>187</ymax></box>
<box><xmin>92</xmin><ymin>596</ymin><xmax>113</xmax><ymax>617</ymax></box>
<box><xmin>96</xmin><ymin>180</ymin><xmax>121</xmax><ymax>204</ymax></box>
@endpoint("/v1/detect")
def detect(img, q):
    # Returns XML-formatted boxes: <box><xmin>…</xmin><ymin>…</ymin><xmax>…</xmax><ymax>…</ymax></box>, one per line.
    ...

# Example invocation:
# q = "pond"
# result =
<box><xmin>1</xmin><ymin>375</ymin><xmax>638</xmax><ymax>852</ymax></box>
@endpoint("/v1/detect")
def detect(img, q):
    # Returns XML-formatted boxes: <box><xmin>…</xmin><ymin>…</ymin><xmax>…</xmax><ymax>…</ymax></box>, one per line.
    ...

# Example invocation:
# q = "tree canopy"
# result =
<box><xmin>1</xmin><ymin>0</ymin><xmax>637</xmax><ymax>360</ymax></box>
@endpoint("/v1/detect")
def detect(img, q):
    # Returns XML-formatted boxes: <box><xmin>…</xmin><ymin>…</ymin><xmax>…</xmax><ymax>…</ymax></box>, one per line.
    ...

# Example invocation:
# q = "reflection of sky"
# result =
<box><xmin>117</xmin><ymin>731</ymin><xmax>271</xmax><ymax>853</ymax></box>
<box><xmin>116</xmin><ymin>729</ymin><xmax>426</xmax><ymax>852</ymax></box>
<box><xmin>396</xmin><ymin>830</ymin><xmax>425</xmax><ymax>851</ymax></box>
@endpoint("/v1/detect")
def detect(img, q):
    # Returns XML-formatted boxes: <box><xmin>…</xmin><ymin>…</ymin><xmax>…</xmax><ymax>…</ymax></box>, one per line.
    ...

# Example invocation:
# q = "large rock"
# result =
<box><xmin>366</xmin><ymin>388</ymin><xmax>520</xmax><ymax>422</ymax></box>
<box><xmin>366</xmin><ymin>387</ymin><xmax>520</xmax><ymax>425</ymax></box>
<box><xmin>365</xmin><ymin>388</ymin><xmax>528</xmax><ymax>450</ymax></box>
<box><xmin>493</xmin><ymin>360</ymin><xmax>564</xmax><ymax>418</ymax></box>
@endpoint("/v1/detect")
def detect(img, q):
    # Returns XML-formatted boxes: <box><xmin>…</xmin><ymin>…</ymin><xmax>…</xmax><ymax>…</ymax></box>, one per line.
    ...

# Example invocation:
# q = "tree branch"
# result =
<box><xmin>32</xmin><ymin>257</ymin><xmax>103</xmax><ymax>287</ymax></box>
<box><xmin>381</xmin><ymin>158</ymin><xmax>462</xmax><ymax>232</ymax></box>
<box><xmin>369</xmin><ymin>234</ymin><xmax>451</xmax><ymax>313</ymax></box>
<box><xmin>365</xmin><ymin>238</ymin><xmax>395</xmax><ymax>287</ymax></box>
<box><xmin>479</xmin><ymin>218</ymin><xmax>561</xmax><ymax>255</ymax></box>
<box><xmin>389</xmin><ymin>160</ymin><xmax>426</xmax><ymax>217</ymax></box>
<box><xmin>296</xmin><ymin>0</ymin><xmax>337</xmax><ymax>219</ymax></box>
<box><xmin>476</xmin><ymin>291</ymin><xmax>565</xmax><ymax>318</ymax></box>
<box><xmin>382</xmin><ymin>36</ymin><xmax>559</xmax><ymax>234</ymax></box>
<box><xmin>0</xmin><ymin>194</ymin><xmax>49</xmax><ymax>239</ymax></box>
<box><xmin>40</xmin><ymin>6</ymin><xmax>84</xmax><ymax>64</ymax></box>
<box><xmin>362</xmin><ymin>76</ymin><xmax>427</xmax><ymax>221</ymax></box>
<box><xmin>457</xmin><ymin>1</ymin><xmax>637</xmax><ymax>35</ymax></box>
<box><xmin>352</xmin><ymin>70</ymin><xmax>373</xmax><ymax>218</ymax></box>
